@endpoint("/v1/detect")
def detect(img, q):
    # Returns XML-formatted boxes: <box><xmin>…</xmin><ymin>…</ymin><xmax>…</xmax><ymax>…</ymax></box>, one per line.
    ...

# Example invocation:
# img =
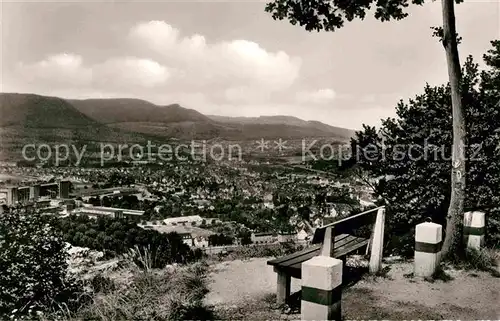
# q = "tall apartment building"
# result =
<box><xmin>30</xmin><ymin>184</ymin><xmax>40</xmax><ymax>200</ymax></box>
<box><xmin>18</xmin><ymin>186</ymin><xmax>30</xmax><ymax>204</ymax></box>
<box><xmin>58</xmin><ymin>181</ymin><xmax>70</xmax><ymax>199</ymax></box>
<box><xmin>5</xmin><ymin>187</ymin><xmax>19</xmax><ymax>206</ymax></box>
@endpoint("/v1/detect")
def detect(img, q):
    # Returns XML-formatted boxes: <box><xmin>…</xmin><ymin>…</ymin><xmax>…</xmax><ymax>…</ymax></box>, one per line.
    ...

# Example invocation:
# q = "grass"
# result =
<box><xmin>427</xmin><ymin>265</ymin><xmax>454</xmax><ymax>283</ymax></box>
<box><xmin>374</xmin><ymin>265</ymin><xmax>392</xmax><ymax>278</ymax></box>
<box><xmin>78</xmin><ymin>262</ymin><xmax>214</xmax><ymax>320</ymax></box>
<box><xmin>39</xmin><ymin>260</ymin><xmax>215</xmax><ymax>321</ymax></box>
<box><xmin>451</xmin><ymin>248</ymin><xmax>500</xmax><ymax>277</ymax></box>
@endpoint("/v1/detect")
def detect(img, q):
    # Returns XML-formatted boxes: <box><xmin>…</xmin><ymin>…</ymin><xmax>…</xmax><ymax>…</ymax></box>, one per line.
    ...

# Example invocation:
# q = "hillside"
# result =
<box><xmin>209</xmin><ymin>115</ymin><xmax>354</xmax><ymax>140</ymax></box>
<box><xmin>0</xmin><ymin>93</ymin><xmax>355</xmax><ymax>158</ymax></box>
<box><xmin>69</xmin><ymin>97</ymin><xmax>354</xmax><ymax>140</ymax></box>
<box><xmin>0</xmin><ymin>93</ymin><xmax>97</xmax><ymax>128</ymax></box>
<box><xmin>70</xmin><ymin>99</ymin><xmax>211</xmax><ymax>124</ymax></box>
<box><xmin>0</xmin><ymin>93</ymin><xmax>161</xmax><ymax>161</ymax></box>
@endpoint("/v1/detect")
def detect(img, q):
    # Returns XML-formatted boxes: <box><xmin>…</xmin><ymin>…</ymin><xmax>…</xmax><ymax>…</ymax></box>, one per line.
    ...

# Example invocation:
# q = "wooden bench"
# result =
<box><xmin>267</xmin><ymin>206</ymin><xmax>385</xmax><ymax>304</ymax></box>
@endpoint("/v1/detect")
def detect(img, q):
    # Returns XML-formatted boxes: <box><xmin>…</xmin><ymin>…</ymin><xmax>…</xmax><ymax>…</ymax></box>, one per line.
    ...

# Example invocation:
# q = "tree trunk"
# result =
<box><xmin>440</xmin><ymin>0</ymin><xmax>466</xmax><ymax>259</ymax></box>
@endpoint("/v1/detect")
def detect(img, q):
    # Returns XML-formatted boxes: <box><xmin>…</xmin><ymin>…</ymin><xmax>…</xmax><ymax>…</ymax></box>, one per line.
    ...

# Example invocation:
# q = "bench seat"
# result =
<box><xmin>267</xmin><ymin>233</ymin><xmax>369</xmax><ymax>279</ymax></box>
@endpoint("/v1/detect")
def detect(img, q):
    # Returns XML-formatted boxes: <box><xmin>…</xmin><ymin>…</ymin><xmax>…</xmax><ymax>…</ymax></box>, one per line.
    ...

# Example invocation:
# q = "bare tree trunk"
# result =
<box><xmin>440</xmin><ymin>0</ymin><xmax>466</xmax><ymax>259</ymax></box>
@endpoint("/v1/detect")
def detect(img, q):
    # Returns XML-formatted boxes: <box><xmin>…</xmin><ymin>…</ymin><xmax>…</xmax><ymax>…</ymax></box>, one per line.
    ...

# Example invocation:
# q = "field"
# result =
<box><xmin>206</xmin><ymin>257</ymin><xmax>500</xmax><ymax>320</ymax></box>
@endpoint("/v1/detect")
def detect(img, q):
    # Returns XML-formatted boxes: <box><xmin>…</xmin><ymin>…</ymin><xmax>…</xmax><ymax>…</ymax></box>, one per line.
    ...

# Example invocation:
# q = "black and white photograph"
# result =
<box><xmin>0</xmin><ymin>0</ymin><xmax>499</xmax><ymax>320</ymax></box>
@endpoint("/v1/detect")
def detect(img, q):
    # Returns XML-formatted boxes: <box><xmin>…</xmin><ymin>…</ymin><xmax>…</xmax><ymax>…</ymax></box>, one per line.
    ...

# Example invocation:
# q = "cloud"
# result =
<box><xmin>295</xmin><ymin>88</ymin><xmax>336</xmax><ymax>104</ymax></box>
<box><xmin>223</xmin><ymin>86</ymin><xmax>272</xmax><ymax>104</ymax></box>
<box><xmin>16</xmin><ymin>53</ymin><xmax>92</xmax><ymax>87</ymax></box>
<box><xmin>14</xmin><ymin>21</ymin><xmax>302</xmax><ymax>103</ymax></box>
<box><xmin>15</xmin><ymin>54</ymin><xmax>170</xmax><ymax>92</ymax></box>
<box><xmin>129</xmin><ymin>20</ymin><xmax>301</xmax><ymax>90</ymax></box>
<box><xmin>93</xmin><ymin>57</ymin><xmax>170</xmax><ymax>89</ymax></box>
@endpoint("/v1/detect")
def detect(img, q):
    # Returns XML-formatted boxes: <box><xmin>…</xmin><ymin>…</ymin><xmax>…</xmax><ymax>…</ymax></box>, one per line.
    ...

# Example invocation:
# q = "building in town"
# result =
<box><xmin>251</xmin><ymin>232</ymin><xmax>276</xmax><ymax>244</ymax></box>
<box><xmin>193</xmin><ymin>236</ymin><xmax>210</xmax><ymax>248</ymax></box>
<box><xmin>73</xmin><ymin>206</ymin><xmax>144</xmax><ymax>221</ymax></box>
<box><xmin>0</xmin><ymin>180</ymin><xmax>71</xmax><ymax>206</ymax></box>
<box><xmin>277</xmin><ymin>231</ymin><xmax>298</xmax><ymax>243</ymax></box>
<box><xmin>58</xmin><ymin>180</ymin><xmax>71</xmax><ymax>199</ymax></box>
<box><xmin>140</xmin><ymin>224</ymin><xmax>215</xmax><ymax>247</ymax></box>
<box><xmin>0</xmin><ymin>186</ymin><xmax>18</xmax><ymax>206</ymax></box>
<box><xmin>163</xmin><ymin>215</ymin><xmax>204</xmax><ymax>226</ymax></box>
<box><xmin>75</xmin><ymin>187</ymin><xmax>140</xmax><ymax>201</ymax></box>
<box><xmin>297</xmin><ymin>229</ymin><xmax>311</xmax><ymax>243</ymax></box>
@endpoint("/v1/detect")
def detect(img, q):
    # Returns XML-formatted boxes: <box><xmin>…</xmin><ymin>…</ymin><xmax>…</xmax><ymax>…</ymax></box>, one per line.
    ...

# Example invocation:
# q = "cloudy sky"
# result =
<box><xmin>1</xmin><ymin>1</ymin><xmax>498</xmax><ymax>130</ymax></box>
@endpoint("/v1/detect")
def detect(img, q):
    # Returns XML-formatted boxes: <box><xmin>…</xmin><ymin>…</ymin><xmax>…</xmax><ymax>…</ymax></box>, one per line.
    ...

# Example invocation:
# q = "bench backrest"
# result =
<box><xmin>311</xmin><ymin>206</ymin><xmax>383</xmax><ymax>244</ymax></box>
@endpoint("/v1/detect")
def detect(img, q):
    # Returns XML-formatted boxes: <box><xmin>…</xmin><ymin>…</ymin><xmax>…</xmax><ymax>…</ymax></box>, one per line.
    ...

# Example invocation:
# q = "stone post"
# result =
<box><xmin>414</xmin><ymin>222</ymin><xmax>442</xmax><ymax>277</ymax></box>
<box><xmin>301</xmin><ymin>256</ymin><xmax>342</xmax><ymax>321</ymax></box>
<box><xmin>463</xmin><ymin>211</ymin><xmax>485</xmax><ymax>250</ymax></box>
<box><xmin>369</xmin><ymin>207</ymin><xmax>385</xmax><ymax>273</ymax></box>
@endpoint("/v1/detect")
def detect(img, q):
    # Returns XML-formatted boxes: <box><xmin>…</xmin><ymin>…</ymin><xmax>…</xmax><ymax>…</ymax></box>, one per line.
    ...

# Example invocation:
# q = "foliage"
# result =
<box><xmin>237</xmin><ymin>228</ymin><xmax>253</xmax><ymax>245</ymax></box>
<box><xmin>0</xmin><ymin>208</ymin><xmax>84</xmax><ymax>318</ymax></box>
<box><xmin>89</xmin><ymin>274</ymin><xmax>116</xmax><ymax>294</ymax></box>
<box><xmin>265</xmin><ymin>0</ymin><xmax>463</xmax><ymax>33</ymax></box>
<box><xmin>57</xmin><ymin>214</ymin><xmax>202</xmax><ymax>267</ymax></box>
<box><xmin>350</xmin><ymin>41</ymin><xmax>500</xmax><ymax>256</ymax></box>
<box><xmin>208</xmin><ymin>233</ymin><xmax>234</xmax><ymax>246</ymax></box>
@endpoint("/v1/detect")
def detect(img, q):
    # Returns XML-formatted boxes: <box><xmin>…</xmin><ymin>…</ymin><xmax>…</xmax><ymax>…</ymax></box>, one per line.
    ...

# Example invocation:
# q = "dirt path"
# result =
<box><xmin>344</xmin><ymin>261</ymin><xmax>499</xmax><ymax>319</ymax></box>
<box><xmin>206</xmin><ymin>257</ymin><xmax>500</xmax><ymax>320</ymax></box>
<box><xmin>205</xmin><ymin>258</ymin><xmax>301</xmax><ymax>306</ymax></box>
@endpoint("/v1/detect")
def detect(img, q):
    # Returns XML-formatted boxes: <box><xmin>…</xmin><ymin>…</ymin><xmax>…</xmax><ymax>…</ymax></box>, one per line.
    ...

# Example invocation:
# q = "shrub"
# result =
<box><xmin>89</xmin><ymin>275</ymin><xmax>116</xmax><ymax>294</ymax></box>
<box><xmin>0</xmin><ymin>208</ymin><xmax>84</xmax><ymax>318</ymax></box>
<box><xmin>452</xmin><ymin>248</ymin><xmax>499</xmax><ymax>272</ymax></box>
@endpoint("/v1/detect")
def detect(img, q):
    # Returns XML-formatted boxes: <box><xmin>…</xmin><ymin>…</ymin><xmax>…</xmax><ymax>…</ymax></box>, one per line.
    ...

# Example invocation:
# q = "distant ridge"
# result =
<box><xmin>69</xmin><ymin>98</ymin><xmax>210</xmax><ymax>124</ymax></box>
<box><xmin>208</xmin><ymin>115</ymin><xmax>355</xmax><ymax>139</ymax></box>
<box><xmin>0</xmin><ymin>93</ymin><xmax>355</xmax><ymax>151</ymax></box>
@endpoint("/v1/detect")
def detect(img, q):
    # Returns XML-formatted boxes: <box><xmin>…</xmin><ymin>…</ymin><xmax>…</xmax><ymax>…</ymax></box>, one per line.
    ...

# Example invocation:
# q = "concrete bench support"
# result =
<box><xmin>414</xmin><ymin>222</ymin><xmax>442</xmax><ymax>277</ymax></box>
<box><xmin>301</xmin><ymin>256</ymin><xmax>342</xmax><ymax>321</ymax></box>
<box><xmin>275</xmin><ymin>267</ymin><xmax>291</xmax><ymax>305</ymax></box>
<box><xmin>463</xmin><ymin>211</ymin><xmax>485</xmax><ymax>250</ymax></box>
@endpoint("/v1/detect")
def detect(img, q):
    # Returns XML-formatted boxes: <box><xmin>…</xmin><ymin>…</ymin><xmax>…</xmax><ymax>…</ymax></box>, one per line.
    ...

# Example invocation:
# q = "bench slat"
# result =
<box><xmin>267</xmin><ymin>244</ymin><xmax>321</xmax><ymax>266</ymax></box>
<box><xmin>284</xmin><ymin>235</ymin><xmax>364</xmax><ymax>269</ymax></box>
<box><xmin>289</xmin><ymin>237</ymin><xmax>369</xmax><ymax>275</ymax></box>
<box><xmin>268</xmin><ymin>234</ymin><xmax>367</xmax><ymax>268</ymax></box>
<box><xmin>268</xmin><ymin>235</ymin><xmax>370</xmax><ymax>279</ymax></box>
<box><xmin>278</xmin><ymin>245</ymin><xmax>321</xmax><ymax>269</ymax></box>
<box><xmin>311</xmin><ymin>206</ymin><xmax>384</xmax><ymax>244</ymax></box>
<box><xmin>333</xmin><ymin>238</ymin><xmax>369</xmax><ymax>258</ymax></box>
<box><xmin>267</xmin><ymin>234</ymin><xmax>351</xmax><ymax>266</ymax></box>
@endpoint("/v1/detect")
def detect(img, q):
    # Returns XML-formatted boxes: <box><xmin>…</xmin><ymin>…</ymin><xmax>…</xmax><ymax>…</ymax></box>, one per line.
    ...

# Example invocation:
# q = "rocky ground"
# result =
<box><xmin>206</xmin><ymin>256</ymin><xmax>500</xmax><ymax>320</ymax></box>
